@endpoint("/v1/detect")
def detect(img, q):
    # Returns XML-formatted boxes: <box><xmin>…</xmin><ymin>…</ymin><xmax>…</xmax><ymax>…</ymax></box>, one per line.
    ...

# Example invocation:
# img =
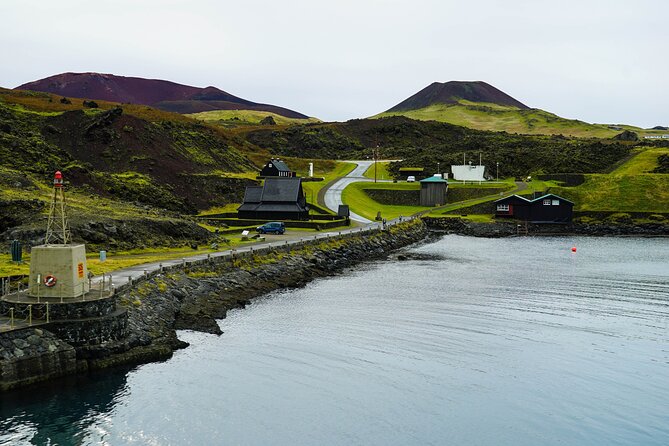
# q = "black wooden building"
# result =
<box><xmin>494</xmin><ymin>193</ymin><xmax>574</xmax><ymax>223</ymax></box>
<box><xmin>238</xmin><ymin>177</ymin><xmax>309</xmax><ymax>220</ymax></box>
<box><xmin>259</xmin><ymin>159</ymin><xmax>295</xmax><ymax>178</ymax></box>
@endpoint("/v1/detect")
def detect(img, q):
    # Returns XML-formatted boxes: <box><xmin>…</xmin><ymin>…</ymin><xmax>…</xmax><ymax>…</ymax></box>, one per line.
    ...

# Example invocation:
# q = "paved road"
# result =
<box><xmin>95</xmin><ymin>220</ymin><xmax>399</xmax><ymax>289</ymax></box>
<box><xmin>323</xmin><ymin>160</ymin><xmax>374</xmax><ymax>223</ymax></box>
<box><xmin>99</xmin><ymin>159</ymin><xmax>422</xmax><ymax>288</ymax></box>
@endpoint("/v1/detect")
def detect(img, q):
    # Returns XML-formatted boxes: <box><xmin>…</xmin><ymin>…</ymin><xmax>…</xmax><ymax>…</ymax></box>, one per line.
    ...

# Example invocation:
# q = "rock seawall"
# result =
<box><xmin>0</xmin><ymin>328</ymin><xmax>77</xmax><ymax>391</ymax></box>
<box><xmin>423</xmin><ymin>216</ymin><xmax>669</xmax><ymax>237</ymax></box>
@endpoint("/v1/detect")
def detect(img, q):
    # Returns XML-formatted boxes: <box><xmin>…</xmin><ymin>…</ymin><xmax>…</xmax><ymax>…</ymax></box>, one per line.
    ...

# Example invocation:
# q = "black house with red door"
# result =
<box><xmin>494</xmin><ymin>194</ymin><xmax>574</xmax><ymax>223</ymax></box>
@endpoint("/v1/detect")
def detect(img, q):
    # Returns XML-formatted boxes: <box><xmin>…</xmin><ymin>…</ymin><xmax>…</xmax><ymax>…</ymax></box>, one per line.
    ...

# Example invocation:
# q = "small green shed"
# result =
<box><xmin>419</xmin><ymin>176</ymin><xmax>448</xmax><ymax>206</ymax></box>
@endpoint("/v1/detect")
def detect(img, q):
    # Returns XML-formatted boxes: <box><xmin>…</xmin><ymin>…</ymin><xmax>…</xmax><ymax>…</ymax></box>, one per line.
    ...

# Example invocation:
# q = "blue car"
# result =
<box><xmin>256</xmin><ymin>222</ymin><xmax>286</xmax><ymax>235</ymax></box>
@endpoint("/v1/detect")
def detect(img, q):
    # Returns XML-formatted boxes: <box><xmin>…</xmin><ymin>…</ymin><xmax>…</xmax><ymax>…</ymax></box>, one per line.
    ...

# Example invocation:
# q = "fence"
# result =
<box><xmin>0</xmin><ymin>301</ymin><xmax>51</xmax><ymax>332</ymax></box>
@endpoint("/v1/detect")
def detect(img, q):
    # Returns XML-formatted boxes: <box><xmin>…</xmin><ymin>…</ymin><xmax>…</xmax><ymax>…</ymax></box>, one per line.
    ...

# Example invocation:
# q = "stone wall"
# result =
<box><xmin>0</xmin><ymin>296</ymin><xmax>117</xmax><ymax>321</ymax></box>
<box><xmin>424</xmin><ymin>216</ymin><xmax>669</xmax><ymax>237</ymax></box>
<box><xmin>0</xmin><ymin>327</ymin><xmax>77</xmax><ymax>391</ymax></box>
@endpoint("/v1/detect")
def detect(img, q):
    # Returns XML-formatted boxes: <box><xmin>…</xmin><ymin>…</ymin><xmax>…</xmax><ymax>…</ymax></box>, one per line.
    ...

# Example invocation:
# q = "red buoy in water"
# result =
<box><xmin>571</xmin><ymin>246</ymin><xmax>577</xmax><ymax>252</ymax></box>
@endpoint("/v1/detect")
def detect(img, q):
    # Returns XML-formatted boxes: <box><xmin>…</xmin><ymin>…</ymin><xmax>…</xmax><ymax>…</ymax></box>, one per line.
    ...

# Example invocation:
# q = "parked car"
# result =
<box><xmin>406</xmin><ymin>175</ymin><xmax>416</xmax><ymax>182</ymax></box>
<box><xmin>256</xmin><ymin>222</ymin><xmax>286</xmax><ymax>234</ymax></box>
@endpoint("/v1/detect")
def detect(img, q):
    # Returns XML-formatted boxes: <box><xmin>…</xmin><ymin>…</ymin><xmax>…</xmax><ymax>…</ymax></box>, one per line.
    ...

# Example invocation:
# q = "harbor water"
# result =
<box><xmin>1</xmin><ymin>235</ymin><xmax>668</xmax><ymax>445</ymax></box>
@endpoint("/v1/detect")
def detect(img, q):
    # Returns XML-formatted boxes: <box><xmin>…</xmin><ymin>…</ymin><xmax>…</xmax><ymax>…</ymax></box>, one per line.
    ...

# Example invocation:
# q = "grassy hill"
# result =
<box><xmin>550</xmin><ymin>147</ymin><xmax>669</xmax><ymax>214</ymax></box>
<box><xmin>244</xmin><ymin>116</ymin><xmax>636</xmax><ymax>178</ymax></box>
<box><xmin>0</xmin><ymin>87</ymin><xmax>265</xmax><ymax>249</ymax></box>
<box><xmin>188</xmin><ymin>109</ymin><xmax>320</xmax><ymax>127</ymax></box>
<box><xmin>373</xmin><ymin>100</ymin><xmax>663</xmax><ymax>138</ymax></box>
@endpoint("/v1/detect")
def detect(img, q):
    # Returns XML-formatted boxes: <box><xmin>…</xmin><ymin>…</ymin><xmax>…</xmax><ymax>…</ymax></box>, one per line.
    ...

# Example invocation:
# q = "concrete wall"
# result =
<box><xmin>451</xmin><ymin>165</ymin><xmax>486</xmax><ymax>182</ymax></box>
<box><xmin>28</xmin><ymin>244</ymin><xmax>89</xmax><ymax>298</ymax></box>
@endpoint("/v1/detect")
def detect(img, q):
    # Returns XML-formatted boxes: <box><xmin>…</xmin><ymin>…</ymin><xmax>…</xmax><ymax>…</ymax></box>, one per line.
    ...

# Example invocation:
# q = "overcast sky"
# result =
<box><xmin>1</xmin><ymin>0</ymin><xmax>667</xmax><ymax>127</ymax></box>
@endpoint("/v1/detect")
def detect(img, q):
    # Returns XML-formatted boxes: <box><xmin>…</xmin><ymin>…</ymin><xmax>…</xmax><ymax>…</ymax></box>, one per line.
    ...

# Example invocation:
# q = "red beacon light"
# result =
<box><xmin>54</xmin><ymin>171</ymin><xmax>64</xmax><ymax>188</ymax></box>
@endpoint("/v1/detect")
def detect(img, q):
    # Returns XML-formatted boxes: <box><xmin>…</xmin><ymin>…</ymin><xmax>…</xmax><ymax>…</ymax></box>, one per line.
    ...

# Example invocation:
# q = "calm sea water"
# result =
<box><xmin>1</xmin><ymin>235</ymin><xmax>668</xmax><ymax>446</ymax></box>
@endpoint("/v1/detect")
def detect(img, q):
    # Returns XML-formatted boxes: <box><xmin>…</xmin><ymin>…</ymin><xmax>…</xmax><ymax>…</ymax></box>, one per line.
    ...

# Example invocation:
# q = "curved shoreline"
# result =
<box><xmin>1</xmin><ymin>220</ymin><xmax>429</xmax><ymax>391</ymax></box>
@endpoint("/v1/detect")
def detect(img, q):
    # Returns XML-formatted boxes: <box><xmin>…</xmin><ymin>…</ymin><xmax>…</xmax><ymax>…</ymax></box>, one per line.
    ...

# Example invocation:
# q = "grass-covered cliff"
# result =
<box><xmin>0</xmin><ymin>88</ymin><xmax>262</xmax><ymax>248</ymax></box>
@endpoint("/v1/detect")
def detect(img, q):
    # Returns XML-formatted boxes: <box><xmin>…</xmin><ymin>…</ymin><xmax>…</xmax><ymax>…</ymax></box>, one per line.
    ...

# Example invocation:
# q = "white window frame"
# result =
<box><xmin>497</xmin><ymin>204</ymin><xmax>510</xmax><ymax>212</ymax></box>
<box><xmin>543</xmin><ymin>199</ymin><xmax>551</xmax><ymax>206</ymax></box>
<box><xmin>552</xmin><ymin>199</ymin><xmax>560</xmax><ymax>206</ymax></box>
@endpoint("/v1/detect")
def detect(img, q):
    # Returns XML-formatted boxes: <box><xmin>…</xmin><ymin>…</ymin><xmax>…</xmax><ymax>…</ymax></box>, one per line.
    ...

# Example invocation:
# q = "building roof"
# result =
<box><xmin>419</xmin><ymin>176</ymin><xmax>448</xmax><ymax>183</ymax></box>
<box><xmin>399</xmin><ymin>167</ymin><xmax>424</xmax><ymax>172</ymax></box>
<box><xmin>254</xmin><ymin>203</ymin><xmax>307</xmax><ymax>213</ymax></box>
<box><xmin>494</xmin><ymin>194</ymin><xmax>531</xmax><ymax>204</ymax></box>
<box><xmin>242</xmin><ymin>186</ymin><xmax>263</xmax><ymax>204</ymax></box>
<box><xmin>267</xmin><ymin>159</ymin><xmax>292</xmax><ymax>172</ymax></box>
<box><xmin>531</xmin><ymin>193</ymin><xmax>575</xmax><ymax>205</ymax></box>
<box><xmin>261</xmin><ymin>177</ymin><xmax>302</xmax><ymax>202</ymax></box>
<box><xmin>494</xmin><ymin>193</ymin><xmax>574</xmax><ymax>204</ymax></box>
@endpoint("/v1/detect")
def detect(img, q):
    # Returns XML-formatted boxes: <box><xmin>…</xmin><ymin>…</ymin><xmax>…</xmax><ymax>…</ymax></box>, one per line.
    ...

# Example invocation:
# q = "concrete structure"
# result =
<box><xmin>27</xmin><ymin>171</ymin><xmax>91</xmax><ymax>299</ymax></box>
<box><xmin>451</xmin><ymin>164</ymin><xmax>486</xmax><ymax>182</ymax></box>
<box><xmin>419</xmin><ymin>176</ymin><xmax>448</xmax><ymax>206</ymax></box>
<box><xmin>28</xmin><ymin>244</ymin><xmax>89</xmax><ymax>298</ymax></box>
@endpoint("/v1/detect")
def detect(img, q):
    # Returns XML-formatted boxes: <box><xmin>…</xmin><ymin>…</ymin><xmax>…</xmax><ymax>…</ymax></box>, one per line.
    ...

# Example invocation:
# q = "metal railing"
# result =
<box><xmin>1</xmin><ymin>273</ymin><xmax>113</xmax><ymax>303</ymax></box>
<box><xmin>0</xmin><ymin>302</ymin><xmax>50</xmax><ymax>332</ymax></box>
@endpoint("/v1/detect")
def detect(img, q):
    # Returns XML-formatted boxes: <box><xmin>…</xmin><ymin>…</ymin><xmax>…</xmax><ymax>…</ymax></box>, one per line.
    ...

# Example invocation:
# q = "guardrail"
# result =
<box><xmin>0</xmin><ymin>302</ymin><xmax>50</xmax><ymax>332</ymax></box>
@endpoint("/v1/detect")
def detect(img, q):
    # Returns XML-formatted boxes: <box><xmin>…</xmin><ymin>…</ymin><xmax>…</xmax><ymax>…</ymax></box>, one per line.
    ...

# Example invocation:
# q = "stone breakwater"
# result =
<box><xmin>0</xmin><ymin>220</ymin><xmax>428</xmax><ymax>391</ymax></box>
<box><xmin>423</xmin><ymin>217</ymin><xmax>669</xmax><ymax>237</ymax></box>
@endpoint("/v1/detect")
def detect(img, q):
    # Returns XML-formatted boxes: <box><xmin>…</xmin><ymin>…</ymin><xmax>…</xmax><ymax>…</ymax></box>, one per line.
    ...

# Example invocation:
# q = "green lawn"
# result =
<box><xmin>551</xmin><ymin>174</ymin><xmax>669</xmax><ymax>212</ymax></box>
<box><xmin>342</xmin><ymin>180</ymin><xmax>528</xmax><ymax>220</ymax></box>
<box><xmin>342</xmin><ymin>182</ymin><xmax>430</xmax><ymax>220</ymax></box>
<box><xmin>302</xmin><ymin>161</ymin><xmax>356</xmax><ymax>207</ymax></box>
<box><xmin>611</xmin><ymin>147</ymin><xmax>669</xmax><ymax>175</ymax></box>
<box><xmin>0</xmin><ymin>245</ymin><xmax>227</xmax><ymax>278</ymax></box>
<box><xmin>363</xmin><ymin>161</ymin><xmax>393</xmax><ymax>180</ymax></box>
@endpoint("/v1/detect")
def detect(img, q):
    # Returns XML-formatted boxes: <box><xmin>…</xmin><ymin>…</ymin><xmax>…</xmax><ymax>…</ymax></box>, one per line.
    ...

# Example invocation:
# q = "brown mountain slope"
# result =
<box><xmin>16</xmin><ymin>72</ymin><xmax>309</xmax><ymax>119</ymax></box>
<box><xmin>387</xmin><ymin>81</ymin><xmax>529</xmax><ymax>112</ymax></box>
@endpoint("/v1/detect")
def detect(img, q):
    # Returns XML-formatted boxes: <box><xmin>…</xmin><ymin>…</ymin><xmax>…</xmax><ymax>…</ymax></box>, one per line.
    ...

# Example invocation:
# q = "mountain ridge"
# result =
<box><xmin>15</xmin><ymin>72</ymin><xmax>310</xmax><ymax>119</ymax></box>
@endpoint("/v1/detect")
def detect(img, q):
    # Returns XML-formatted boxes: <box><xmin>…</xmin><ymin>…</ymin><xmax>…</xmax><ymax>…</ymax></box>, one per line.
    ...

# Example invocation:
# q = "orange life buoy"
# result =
<box><xmin>44</xmin><ymin>275</ymin><xmax>57</xmax><ymax>287</ymax></box>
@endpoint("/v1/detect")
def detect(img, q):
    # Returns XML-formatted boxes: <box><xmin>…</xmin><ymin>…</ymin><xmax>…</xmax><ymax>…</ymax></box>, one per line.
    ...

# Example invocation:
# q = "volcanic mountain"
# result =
<box><xmin>375</xmin><ymin>80</ymin><xmax>649</xmax><ymax>138</ymax></box>
<box><xmin>16</xmin><ymin>72</ymin><xmax>309</xmax><ymax>118</ymax></box>
<box><xmin>386</xmin><ymin>81</ymin><xmax>529</xmax><ymax>112</ymax></box>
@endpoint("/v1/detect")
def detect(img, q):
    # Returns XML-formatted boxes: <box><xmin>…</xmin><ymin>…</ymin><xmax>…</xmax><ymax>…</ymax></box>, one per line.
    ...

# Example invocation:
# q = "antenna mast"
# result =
<box><xmin>44</xmin><ymin>171</ymin><xmax>71</xmax><ymax>244</ymax></box>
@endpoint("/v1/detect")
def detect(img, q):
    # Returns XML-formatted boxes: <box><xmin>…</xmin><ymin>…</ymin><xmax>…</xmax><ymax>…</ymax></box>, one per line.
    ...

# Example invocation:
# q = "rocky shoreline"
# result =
<box><xmin>423</xmin><ymin>216</ymin><xmax>669</xmax><ymax>237</ymax></box>
<box><xmin>1</xmin><ymin>220</ymin><xmax>428</xmax><ymax>391</ymax></box>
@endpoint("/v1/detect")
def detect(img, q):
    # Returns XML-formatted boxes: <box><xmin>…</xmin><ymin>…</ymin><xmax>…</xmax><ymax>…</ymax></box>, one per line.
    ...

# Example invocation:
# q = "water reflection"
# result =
<box><xmin>0</xmin><ymin>367</ymin><xmax>131</xmax><ymax>445</ymax></box>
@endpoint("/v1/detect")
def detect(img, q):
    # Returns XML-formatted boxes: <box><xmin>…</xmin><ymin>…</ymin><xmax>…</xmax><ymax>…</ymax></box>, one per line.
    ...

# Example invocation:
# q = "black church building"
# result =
<box><xmin>238</xmin><ymin>177</ymin><xmax>309</xmax><ymax>220</ymax></box>
<box><xmin>259</xmin><ymin>159</ymin><xmax>295</xmax><ymax>178</ymax></box>
<box><xmin>494</xmin><ymin>193</ymin><xmax>574</xmax><ymax>223</ymax></box>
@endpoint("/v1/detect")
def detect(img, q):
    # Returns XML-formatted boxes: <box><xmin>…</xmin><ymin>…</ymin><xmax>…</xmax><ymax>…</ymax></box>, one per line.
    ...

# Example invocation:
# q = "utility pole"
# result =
<box><xmin>374</xmin><ymin>144</ymin><xmax>379</xmax><ymax>183</ymax></box>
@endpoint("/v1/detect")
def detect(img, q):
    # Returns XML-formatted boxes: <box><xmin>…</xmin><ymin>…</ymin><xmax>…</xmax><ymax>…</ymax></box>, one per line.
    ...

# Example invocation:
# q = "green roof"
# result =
<box><xmin>419</xmin><ymin>176</ymin><xmax>448</xmax><ymax>183</ymax></box>
<box><xmin>399</xmin><ymin>167</ymin><xmax>424</xmax><ymax>172</ymax></box>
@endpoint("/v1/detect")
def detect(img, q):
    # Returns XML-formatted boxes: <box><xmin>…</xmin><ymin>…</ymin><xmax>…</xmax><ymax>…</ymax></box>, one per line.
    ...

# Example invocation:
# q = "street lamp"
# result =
<box><xmin>437</xmin><ymin>162</ymin><xmax>440</xmax><ymax>177</ymax></box>
<box><xmin>496</xmin><ymin>162</ymin><xmax>499</xmax><ymax>181</ymax></box>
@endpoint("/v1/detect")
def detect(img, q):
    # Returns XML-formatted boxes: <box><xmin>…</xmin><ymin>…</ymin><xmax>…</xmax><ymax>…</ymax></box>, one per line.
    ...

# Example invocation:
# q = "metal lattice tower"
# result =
<box><xmin>44</xmin><ymin>171</ymin><xmax>71</xmax><ymax>245</ymax></box>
